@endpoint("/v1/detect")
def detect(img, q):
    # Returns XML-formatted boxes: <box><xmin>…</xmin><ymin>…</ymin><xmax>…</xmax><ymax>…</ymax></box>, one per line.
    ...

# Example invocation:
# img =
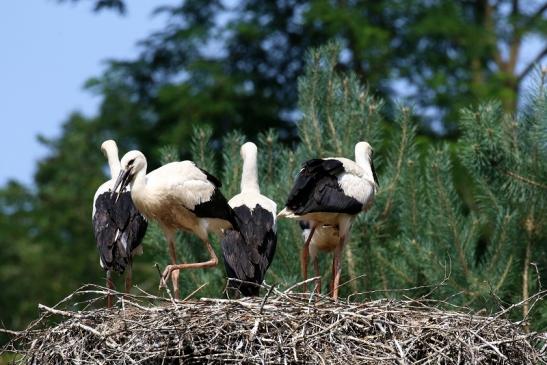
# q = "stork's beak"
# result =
<box><xmin>111</xmin><ymin>169</ymin><xmax>131</xmax><ymax>202</ymax></box>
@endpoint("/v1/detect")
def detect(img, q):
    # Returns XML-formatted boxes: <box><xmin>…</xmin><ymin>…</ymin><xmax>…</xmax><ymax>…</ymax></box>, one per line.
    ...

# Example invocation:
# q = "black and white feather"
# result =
<box><xmin>111</xmin><ymin>149</ymin><xmax>238</xmax><ymax>298</ymax></box>
<box><xmin>278</xmin><ymin>141</ymin><xmax>378</xmax><ymax>299</ymax></box>
<box><xmin>221</xmin><ymin>142</ymin><xmax>277</xmax><ymax>296</ymax></box>
<box><xmin>92</xmin><ymin>189</ymin><xmax>147</xmax><ymax>273</ymax></box>
<box><xmin>92</xmin><ymin>140</ymin><xmax>148</xmax><ymax>303</ymax></box>
<box><xmin>280</xmin><ymin>150</ymin><xmax>378</xmax><ymax>221</ymax></box>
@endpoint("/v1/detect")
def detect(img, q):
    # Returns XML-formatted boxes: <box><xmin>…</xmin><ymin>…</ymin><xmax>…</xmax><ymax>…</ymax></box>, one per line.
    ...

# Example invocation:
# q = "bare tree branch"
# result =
<box><xmin>522</xmin><ymin>2</ymin><xmax>547</xmax><ymax>31</ymax></box>
<box><xmin>517</xmin><ymin>45</ymin><xmax>547</xmax><ymax>83</ymax></box>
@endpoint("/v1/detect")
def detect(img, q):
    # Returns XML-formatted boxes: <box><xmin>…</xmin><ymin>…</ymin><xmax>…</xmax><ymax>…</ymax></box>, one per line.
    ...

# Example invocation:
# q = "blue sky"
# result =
<box><xmin>0</xmin><ymin>1</ymin><xmax>173</xmax><ymax>186</ymax></box>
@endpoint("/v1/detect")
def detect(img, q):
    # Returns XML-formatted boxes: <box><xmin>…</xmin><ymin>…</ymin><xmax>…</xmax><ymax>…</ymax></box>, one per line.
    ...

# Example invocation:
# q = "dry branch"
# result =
<box><xmin>2</xmin><ymin>284</ymin><xmax>546</xmax><ymax>364</ymax></box>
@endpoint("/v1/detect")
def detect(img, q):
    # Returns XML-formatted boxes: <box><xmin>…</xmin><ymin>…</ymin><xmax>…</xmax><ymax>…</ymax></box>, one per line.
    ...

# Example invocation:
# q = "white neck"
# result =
<box><xmin>103</xmin><ymin>144</ymin><xmax>121</xmax><ymax>179</ymax></box>
<box><xmin>129</xmin><ymin>168</ymin><xmax>148</xmax><ymax>204</ymax></box>
<box><xmin>355</xmin><ymin>144</ymin><xmax>375</xmax><ymax>183</ymax></box>
<box><xmin>241</xmin><ymin>148</ymin><xmax>260</xmax><ymax>193</ymax></box>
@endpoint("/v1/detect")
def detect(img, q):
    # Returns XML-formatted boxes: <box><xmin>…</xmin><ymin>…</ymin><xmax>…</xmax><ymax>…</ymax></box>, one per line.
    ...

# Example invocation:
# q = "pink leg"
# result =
<box><xmin>106</xmin><ymin>270</ymin><xmax>114</xmax><ymax>308</ymax></box>
<box><xmin>124</xmin><ymin>265</ymin><xmax>132</xmax><ymax>294</ymax></box>
<box><xmin>162</xmin><ymin>238</ymin><xmax>218</xmax><ymax>297</ymax></box>
<box><xmin>313</xmin><ymin>254</ymin><xmax>321</xmax><ymax>294</ymax></box>
<box><xmin>332</xmin><ymin>234</ymin><xmax>348</xmax><ymax>301</ymax></box>
<box><xmin>300</xmin><ymin>225</ymin><xmax>316</xmax><ymax>292</ymax></box>
<box><xmin>166</xmin><ymin>236</ymin><xmax>180</xmax><ymax>298</ymax></box>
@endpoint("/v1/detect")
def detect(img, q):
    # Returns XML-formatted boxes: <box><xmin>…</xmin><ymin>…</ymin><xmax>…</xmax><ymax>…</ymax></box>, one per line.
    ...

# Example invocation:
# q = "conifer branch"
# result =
<box><xmin>326</xmin><ymin>79</ymin><xmax>342</xmax><ymax>155</ymax></box>
<box><xmin>374</xmin><ymin>250</ymin><xmax>413</xmax><ymax>284</ymax></box>
<box><xmin>381</xmin><ymin>109</ymin><xmax>410</xmax><ymax>218</ymax></box>
<box><xmin>486</xmin><ymin>214</ymin><xmax>512</xmax><ymax>274</ymax></box>
<box><xmin>432</xmin><ymin>161</ymin><xmax>470</xmax><ymax>279</ymax></box>
<box><xmin>494</xmin><ymin>255</ymin><xmax>513</xmax><ymax>294</ymax></box>
<box><xmin>503</xmin><ymin>170</ymin><xmax>547</xmax><ymax>190</ymax></box>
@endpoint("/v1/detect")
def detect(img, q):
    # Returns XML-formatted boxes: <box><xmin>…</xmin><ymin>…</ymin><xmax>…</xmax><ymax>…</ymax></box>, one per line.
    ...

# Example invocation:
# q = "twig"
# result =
<box><xmin>154</xmin><ymin>263</ymin><xmax>177</xmax><ymax>307</ymax></box>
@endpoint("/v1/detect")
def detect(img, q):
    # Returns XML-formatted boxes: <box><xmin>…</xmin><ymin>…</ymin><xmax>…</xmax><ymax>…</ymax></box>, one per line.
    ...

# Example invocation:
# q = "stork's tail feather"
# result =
<box><xmin>229</xmin><ymin>207</ymin><xmax>241</xmax><ymax>231</ymax></box>
<box><xmin>226</xmin><ymin>278</ymin><xmax>260</xmax><ymax>297</ymax></box>
<box><xmin>277</xmin><ymin>207</ymin><xmax>298</xmax><ymax>219</ymax></box>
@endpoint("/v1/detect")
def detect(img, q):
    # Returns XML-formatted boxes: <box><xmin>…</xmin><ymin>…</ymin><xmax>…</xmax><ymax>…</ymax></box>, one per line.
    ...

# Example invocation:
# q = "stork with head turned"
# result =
<box><xmin>278</xmin><ymin>141</ymin><xmax>378</xmax><ymax>300</ymax></box>
<box><xmin>92</xmin><ymin>140</ymin><xmax>148</xmax><ymax>307</ymax></box>
<box><xmin>221</xmin><ymin>142</ymin><xmax>277</xmax><ymax>297</ymax></box>
<box><xmin>112</xmin><ymin>150</ymin><xmax>238</xmax><ymax>298</ymax></box>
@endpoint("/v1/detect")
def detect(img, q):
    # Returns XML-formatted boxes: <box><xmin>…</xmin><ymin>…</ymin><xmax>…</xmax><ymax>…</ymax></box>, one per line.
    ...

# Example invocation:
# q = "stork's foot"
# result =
<box><xmin>161</xmin><ymin>265</ymin><xmax>178</xmax><ymax>288</ymax></box>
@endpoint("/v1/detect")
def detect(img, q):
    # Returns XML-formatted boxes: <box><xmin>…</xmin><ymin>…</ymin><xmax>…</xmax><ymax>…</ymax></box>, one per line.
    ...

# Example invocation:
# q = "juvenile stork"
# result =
<box><xmin>92</xmin><ymin>140</ymin><xmax>148</xmax><ymax>307</ymax></box>
<box><xmin>112</xmin><ymin>150</ymin><xmax>238</xmax><ymax>298</ymax></box>
<box><xmin>221</xmin><ymin>142</ymin><xmax>277</xmax><ymax>296</ymax></box>
<box><xmin>278</xmin><ymin>142</ymin><xmax>378</xmax><ymax>299</ymax></box>
<box><xmin>299</xmin><ymin>221</ymin><xmax>339</xmax><ymax>294</ymax></box>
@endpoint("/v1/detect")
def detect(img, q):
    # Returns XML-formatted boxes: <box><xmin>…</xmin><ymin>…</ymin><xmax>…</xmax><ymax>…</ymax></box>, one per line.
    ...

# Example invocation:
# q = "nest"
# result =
<box><xmin>2</xmin><ymin>283</ymin><xmax>546</xmax><ymax>364</ymax></box>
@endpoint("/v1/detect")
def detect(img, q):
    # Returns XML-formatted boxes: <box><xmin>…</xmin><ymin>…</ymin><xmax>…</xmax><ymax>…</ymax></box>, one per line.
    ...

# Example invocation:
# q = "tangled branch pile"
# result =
<box><xmin>2</xmin><ymin>284</ymin><xmax>546</xmax><ymax>364</ymax></box>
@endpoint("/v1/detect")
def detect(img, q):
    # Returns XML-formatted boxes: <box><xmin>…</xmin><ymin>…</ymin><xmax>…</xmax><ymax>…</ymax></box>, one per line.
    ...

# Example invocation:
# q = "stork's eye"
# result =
<box><xmin>128</xmin><ymin>159</ymin><xmax>135</xmax><ymax>166</ymax></box>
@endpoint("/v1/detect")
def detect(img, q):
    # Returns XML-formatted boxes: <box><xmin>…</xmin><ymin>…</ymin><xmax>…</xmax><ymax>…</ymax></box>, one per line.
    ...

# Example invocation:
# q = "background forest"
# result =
<box><xmin>1</xmin><ymin>0</ymin><xmax>546</xmax><ymax>346</ymax></box>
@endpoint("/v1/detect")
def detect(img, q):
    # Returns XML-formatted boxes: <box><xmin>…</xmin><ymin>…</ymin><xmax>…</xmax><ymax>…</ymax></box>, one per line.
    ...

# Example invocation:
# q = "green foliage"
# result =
<box><xmin>3</xmin><ymin>0</ymin><xmax>547</xmax><ymax>341</ymax></box>
<box><xmin>139</xmin><ymin>43</ymin><xmax>546</xmax><ymax>331</ymax></box>
<box><xmin>75</xmin><ymin>0</ymin><xmax>547</xmax><ymax>136</ymax></box>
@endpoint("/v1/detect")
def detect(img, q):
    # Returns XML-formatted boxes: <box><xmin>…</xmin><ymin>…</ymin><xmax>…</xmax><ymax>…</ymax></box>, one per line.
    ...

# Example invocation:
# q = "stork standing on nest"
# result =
<box><xmin>92</xmin><ymin>140</ymin><xmax>148</xmax><ymax>307</ymax></box>
<box><xmin>298</xmin><ymin>221</ymin><xmax>339</xmax><ymax>294</ymax></box>
<box><xmin>278</xmin><ymin>142</ymin><xmax>378</xmax><ymax>299</ymax></box>
<box><xmin>112</xmin><ymin>150</ymin><xmax>238</xmax><ymax>298</ymax></box>
<box><xmin>221</xmin><ymin>142</ymin><xmax>277</xmax><ymax>296</ymax></box>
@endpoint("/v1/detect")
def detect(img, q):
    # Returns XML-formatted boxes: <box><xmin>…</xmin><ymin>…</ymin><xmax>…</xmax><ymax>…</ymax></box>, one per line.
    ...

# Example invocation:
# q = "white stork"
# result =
<box><xmin>112</xmin><ymin>150</ymin><xmax>238</xmax><ymax>298</ymax></box>
<box><xmin>92</xmin><ymin>140</ymin><xmax>148</xmax><ymax>307</ymax></box>
<box><xmin>221</xmin><ymin>142</ymin><xmax>277</xmax><ymax>296</ymax></box>
<box><xmin>278</xmin><ymin>141</ymin><xmax>378</xmax><ymax>299</ymax></box>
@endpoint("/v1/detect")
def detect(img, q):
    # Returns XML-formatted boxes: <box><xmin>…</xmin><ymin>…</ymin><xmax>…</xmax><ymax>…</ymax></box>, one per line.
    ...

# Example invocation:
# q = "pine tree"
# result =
<box><xmin>145</xmin><ymin>42</ymin><xmax>546</xmax><ymax>330</ymax></box>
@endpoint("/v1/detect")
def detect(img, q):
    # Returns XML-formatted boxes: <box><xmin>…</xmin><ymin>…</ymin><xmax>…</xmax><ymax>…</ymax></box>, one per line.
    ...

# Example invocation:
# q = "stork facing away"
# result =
<box><xmin>112</xmin><ymin>150</ymin><xmax>238</xmax><ymax>298</ymax></box>
<box><xmin>278</xmin><ymin>141</ymin><xmax>378</xmax><ymax>300</ymax></box>
<box><xmin>92</xmin><ymin>140</ymin><xmax>148</xmax><ymax>307</ymax></box>
<box><xmin>221</xmin><ymin>142</ymin><xmax>277</xmax><ymax>297</ymax></box>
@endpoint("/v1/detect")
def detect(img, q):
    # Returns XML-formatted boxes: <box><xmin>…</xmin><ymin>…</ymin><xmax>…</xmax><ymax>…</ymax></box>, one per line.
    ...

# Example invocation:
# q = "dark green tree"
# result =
<box><xmin>71</xmin><ymin>0</ymin><xmax>547</xmax><ymax>133</ymax></box>
<box><xmin>2</xmin><ymin>0</ymin><xmax>547</xmax><ymax>343</ymax></box>
<box><xmin>143</xmin><ymin>43</ymin><xmax>546</xmax><ymax>331</ymax></box>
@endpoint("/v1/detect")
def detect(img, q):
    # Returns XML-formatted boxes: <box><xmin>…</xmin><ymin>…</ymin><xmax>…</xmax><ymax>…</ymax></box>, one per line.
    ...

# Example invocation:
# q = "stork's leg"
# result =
<box><xmin>330</xmin><ymin>253</ymin><xmax>336</xmax><ymax>293</ymax></box>
<box><xmin>161</xmin><ymin>238</ymin><xmax>218</xmax><ymax>292</ymax></box>
<box><xmin>312</xmin><ymin>254</ymin><xmax>321</xmax><ymax>294</ymax></box>
<box><xmin>332</xmin><ymin>238</ymin><xmax>344</xmax><ymax>301</ymax></box>
<box><xmin>124</xmin><ymin>264</ymin><xmax>132</xmax><ymax>294</ymax></box>
<box><xmin>106</xmin><ymin>270</ymin><xmax>114</xmax><ymax>308</ymax></box>
<box><xmin>300</xmin><ymin>225</ymin><xmax>316</xmax><ymax>293</ymax></box>
<box><xmin>332</xmin><ymin>218</ymin><xmax>353</xmax><ymax>300</ymax></box>
<box><xmin>165</xmin><ymin>234</ymin><xmax>180</xmax><ymax>298</ymax></box>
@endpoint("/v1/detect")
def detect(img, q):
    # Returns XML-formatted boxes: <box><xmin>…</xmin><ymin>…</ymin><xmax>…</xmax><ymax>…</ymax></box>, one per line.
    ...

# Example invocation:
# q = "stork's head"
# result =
<box><xmin>240</xmin><ymin>141</ymin><xmax>257</xmax><ymax>160</ymax></box>
<box><xmin>355</xmin><ymin>141</ymin><xmax>379</xmax><ymax>187</ymax></box>
<box><xmin>101</xmin><ymin>139</ymin><xmax>118</xmax><ymax>157</ymax></box>
<box><xmin>355</xmin><ymin>141</ymin><xmax>373</xmax><ymax>159</ymax></box>
<box><xmin>112</xmin><ymin>150</ymin><xmax>147</xmax><ymax>200</ymax></box>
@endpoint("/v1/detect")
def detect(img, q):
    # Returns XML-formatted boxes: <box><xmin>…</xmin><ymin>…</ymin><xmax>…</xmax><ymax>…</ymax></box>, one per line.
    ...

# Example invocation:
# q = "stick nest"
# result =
<box><xmin>2</xmin><ymin>284</ymin><xmax>546</xmax><ymax>364</ymax></box>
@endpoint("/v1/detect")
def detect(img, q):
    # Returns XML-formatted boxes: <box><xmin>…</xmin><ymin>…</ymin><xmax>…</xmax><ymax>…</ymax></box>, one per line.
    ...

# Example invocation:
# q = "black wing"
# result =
<box><xmin>285</xmin><ymin>159</ymin><xmax>363</xmax><ymax>215</ymax></box>
<box><xmin>198</xmin><ymin>166</ymin><xmax>222</xmax><ymax>187</ymax></box>
<box><xmin>92</xmin><ymin>191</ymin><xmax>148</xmax><ymax>274</ymax></box>
<box><xmin>370</xmin><ymin>153</ymin><xmax>379</xmax><ymax>187</ymax></box>
<box><xmin>192</xmin><ymin>188</ymin><xmax>239</xmax><ymax>230</ymax></box>
<box><xmin>221</xmin><ymin>205</ymin><xmax>277</xmax><ymax>297</ymax></box>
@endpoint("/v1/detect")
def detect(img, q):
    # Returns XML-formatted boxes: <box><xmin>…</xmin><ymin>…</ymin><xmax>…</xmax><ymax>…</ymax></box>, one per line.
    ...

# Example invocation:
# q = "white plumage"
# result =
<box><xmin>113</xmin><ymin>150</ymin><xmax>237</xmax><ymax>298</ymax></box>
<box><xmin>278</xmin><ymin>141</ymin><xmax>378</xmax><ymax>299</ymax></box>
<box><xmin>221</xmin><ymin>142</ymin><xmax>277</xmax><ymax>296</ymax></box>
<box><xmin>92</xmin><ymin>140</ymin><xmax>147</xmax><ymax>307</ymax></box>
